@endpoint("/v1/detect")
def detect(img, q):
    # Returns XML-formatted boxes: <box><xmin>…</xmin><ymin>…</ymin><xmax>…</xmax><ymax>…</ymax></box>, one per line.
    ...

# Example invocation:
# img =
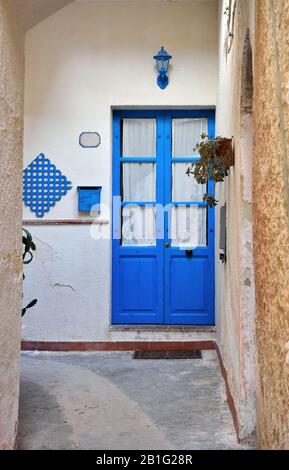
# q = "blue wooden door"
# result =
<box><xmin>112</xmin><ymin>110</ymin><xmax>215</xmax><ymax>325</ymax></box>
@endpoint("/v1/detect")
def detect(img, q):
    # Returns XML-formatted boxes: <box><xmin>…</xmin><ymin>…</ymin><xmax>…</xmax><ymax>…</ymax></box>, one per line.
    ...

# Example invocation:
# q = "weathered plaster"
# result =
<box><xmin>216</xmin><ymin>0</ymin><xmax>256</xmax><ymax>441</ymax></box>
<box><xmin>254</xmin><ymin>0</ymin><xmax>289</xmax><ymax>450</ymax></box>
<box><xmin>0</xmin><ymin>0</ymin><xmax>24</xmax><ymax>449</ymax></box>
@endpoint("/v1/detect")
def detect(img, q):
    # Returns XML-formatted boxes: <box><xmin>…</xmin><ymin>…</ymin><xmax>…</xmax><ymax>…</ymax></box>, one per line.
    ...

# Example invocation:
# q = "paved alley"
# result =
<box><xmin>18</xmin><ymin>351</ymin><xmax>247</xmax><ymax>450</ymax></box>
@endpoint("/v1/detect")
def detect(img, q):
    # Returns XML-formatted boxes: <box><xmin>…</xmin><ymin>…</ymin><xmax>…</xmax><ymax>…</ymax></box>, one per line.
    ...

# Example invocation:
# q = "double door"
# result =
<box><xmin>112</xmin><ymin>110</ymin><xmax>215</xmax><ymax>325</ymax></box>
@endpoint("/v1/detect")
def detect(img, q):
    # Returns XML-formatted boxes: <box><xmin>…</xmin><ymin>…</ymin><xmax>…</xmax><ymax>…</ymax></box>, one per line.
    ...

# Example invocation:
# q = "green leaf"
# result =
<box><xmin>25</xmin><ymin>299</ymin><xmax>38</xmax><ymax>309</ymax></box>
<box><xmin>203</xmin><ymin>194</ymin><xmax>218</xmax><ymax>208</ymax></box>
<box><xmin>23</xmin><ymin>252</ymin><xmax>33</xmax><ymax>265</ymax></box>
<box><xmin>23</xmin><ymin>229</ymin><xmax>32</xmax><ymax>245</ymax></box>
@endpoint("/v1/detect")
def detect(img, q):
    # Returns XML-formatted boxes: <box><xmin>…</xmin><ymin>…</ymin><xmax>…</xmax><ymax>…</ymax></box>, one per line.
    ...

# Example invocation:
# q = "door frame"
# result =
<box><xmin>111</xmin><ymin>109</ymin><xmax>215</xmax><ymax>326</ymax></box>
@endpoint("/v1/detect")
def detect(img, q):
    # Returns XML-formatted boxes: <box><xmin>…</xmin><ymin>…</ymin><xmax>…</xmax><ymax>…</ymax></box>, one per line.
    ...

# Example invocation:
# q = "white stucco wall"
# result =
<box><xmin>23</xmin><ymin>0</ymin><xmax>218</xmax><ymax>342</ymax></box>
<box><xmin>215</xmin><ymin>0</ymin><xmax>256</xmax><ymax>440</ymax></box>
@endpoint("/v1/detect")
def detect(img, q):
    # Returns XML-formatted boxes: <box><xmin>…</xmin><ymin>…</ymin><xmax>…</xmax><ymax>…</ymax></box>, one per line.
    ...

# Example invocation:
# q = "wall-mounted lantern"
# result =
<box><xmin>153</xmin><ymin>46</ymin><xmax>172</xmax><ymax>90</ymax></box>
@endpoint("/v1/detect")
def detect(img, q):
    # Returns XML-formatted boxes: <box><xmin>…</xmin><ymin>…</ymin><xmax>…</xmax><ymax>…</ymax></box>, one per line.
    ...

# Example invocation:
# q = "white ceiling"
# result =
<box><xmin>11</xmin><ymin>0</ymin><xmax>216</xmax><ymax>31</ymax></box>
<box><xmin>11</xmin><ymin>0</ymin><xmax>74</xmax><ymax>31</ymax></box>
<box><xmin>74</xmin><ymin>0</ymin><xmax>215</xmax><ymax>3</ymax></box>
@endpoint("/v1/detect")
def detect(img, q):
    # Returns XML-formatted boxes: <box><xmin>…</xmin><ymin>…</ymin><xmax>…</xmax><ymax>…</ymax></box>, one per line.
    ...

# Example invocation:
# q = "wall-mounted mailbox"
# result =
<box><xmin>77</xmin><ymin>186</ymin><xmax>102</xmax><ymax>212</ymax></box>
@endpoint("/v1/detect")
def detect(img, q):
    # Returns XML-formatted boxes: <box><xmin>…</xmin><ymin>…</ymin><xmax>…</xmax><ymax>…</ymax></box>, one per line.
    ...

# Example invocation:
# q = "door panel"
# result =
<box><xmin>170</xmin><ymin>258</ymin><xmax>207</xmax><ymax>311</ymax></box>
<box><xmin>113</xmin><ymin>250</ymin><xmax>163</xmax><ymax>324</ymax></box>
<box><xmin>119</xmin><ymin>257</ymin><xmax>158</xmax><ymax>311</ymax></box>
<box><xmin>112</xmin><ymin>110</ymin><xmax>215</xmax><ymax>325</ymax></box>
<box><xmin>112</xmin><ymin>111</ymin><xmax>164</xmax><ymax>324</ymax></box>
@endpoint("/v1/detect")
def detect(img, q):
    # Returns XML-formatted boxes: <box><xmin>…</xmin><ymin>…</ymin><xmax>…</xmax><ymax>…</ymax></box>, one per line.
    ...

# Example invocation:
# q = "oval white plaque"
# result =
<box><xmin>79</xmin><ymin>132</ymin><xmax>101</xmax><ymax>148</ymax></box>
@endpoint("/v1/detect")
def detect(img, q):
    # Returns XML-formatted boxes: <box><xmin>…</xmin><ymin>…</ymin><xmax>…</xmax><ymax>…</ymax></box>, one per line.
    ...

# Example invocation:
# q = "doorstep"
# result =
<box><xmin>109</xmin><ymin>325</ymin><xmax>216</xmax><ymax>332</ymax></box>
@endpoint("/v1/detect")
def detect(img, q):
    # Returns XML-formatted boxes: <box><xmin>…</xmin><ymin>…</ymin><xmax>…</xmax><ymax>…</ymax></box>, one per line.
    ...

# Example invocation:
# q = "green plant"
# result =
<box><xmin>22</xmin><ymin>229</ymin><xmax>37</xmax><ymax>317</ymax></box>
<box><xmin>186</xmin><ymin>134</ymin><xmax>232</xmax><ymax>208</ymax></box>
<box><xmin>224</xmin><ymin>6</ymin><xmax>230</xmax><ymax>16</ymax></box>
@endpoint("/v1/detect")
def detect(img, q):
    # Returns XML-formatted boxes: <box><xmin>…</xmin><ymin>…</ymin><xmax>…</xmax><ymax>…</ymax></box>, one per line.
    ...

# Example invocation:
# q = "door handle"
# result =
<box><xmin>165</xmin><ymin>243</ymin><xmax>171</xmax><ymax>248</ymax></box>
<box><xmin>186</xmin><ymin>249</ymin><xmax>193</xmax><ymax>257</ymax></box>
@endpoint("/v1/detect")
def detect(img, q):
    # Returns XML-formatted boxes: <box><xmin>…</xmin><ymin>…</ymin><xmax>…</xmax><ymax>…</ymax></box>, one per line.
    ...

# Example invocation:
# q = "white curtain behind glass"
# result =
<box><xmin>122</xmin><ymin>118</ymin><xmax>157</xmax><ymax>246</ymax></box>
<box><xmin>122</xmin><ymin>163</ymin><xmax>156</xmax><ymax>202</ymax></box>
<box><xmin>171</xmin><ymin>206</ymin><xmax>207</xmax><ymax>247</ymax></box>
<box><xmin>172</xmin><ymin>163</ymin><xmax>206</xmax><ymax>202</ymax></box>
<box><xmin>122</xmin><ymin>206</ymin><xmax>156</xmax><ymax>246</ymax></box>
<box><xmin>123</xmin><ymin>119</ymin><xmax>156</xmax><ymax>157</ymax></box>
<box><xmin>172</xmin><ymin>118</ymin><xmax>208</xmax><ymax>246</ymax></box>
<box><xmin>172</xmin><ymin>118</ymin><xmax>208</xmax><ymax>157</ymax></box>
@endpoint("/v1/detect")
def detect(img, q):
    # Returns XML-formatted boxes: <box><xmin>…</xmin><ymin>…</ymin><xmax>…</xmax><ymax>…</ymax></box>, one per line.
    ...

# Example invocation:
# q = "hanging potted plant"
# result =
<box><xmin>186</xmin><ymin>134</ymin><xmax>234</xmax><ymax>207</ymax></box>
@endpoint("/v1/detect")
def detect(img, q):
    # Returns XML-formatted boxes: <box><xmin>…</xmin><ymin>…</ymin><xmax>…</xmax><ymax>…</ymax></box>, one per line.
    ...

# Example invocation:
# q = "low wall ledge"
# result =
<box><xmin>23</xmin><ymin>219</ymin><xmax>109</xmax><ymax>225</ymax></box>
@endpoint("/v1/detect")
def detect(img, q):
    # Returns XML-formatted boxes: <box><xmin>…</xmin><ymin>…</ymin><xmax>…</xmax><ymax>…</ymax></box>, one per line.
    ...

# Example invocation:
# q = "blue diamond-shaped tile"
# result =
<box><xmin>23</xmin><ymin>154</ymin><xmax>73</xmax><ymax>218</ymax></box>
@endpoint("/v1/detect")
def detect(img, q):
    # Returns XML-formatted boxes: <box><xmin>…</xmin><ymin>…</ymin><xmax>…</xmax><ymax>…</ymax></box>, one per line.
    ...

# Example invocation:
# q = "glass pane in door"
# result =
<box><xmin>122</xmin><ymin>119</ymin><xmax>156</xmax><ymax>157</ymax></box>
<box><xmin>122</xmin><ymin>205</ymin><xmax>156</xmax><ymax>246</ymax></box>
<box><xmin>172</xmin><ymin>118</ymin><xmax>208</xmax><ymax>157</ymax></box>
<box><xmin>170</xmin><ymin>206</ymin><xmax>207</xmax><ymax>247</ymax></box>
<box><xmin>172</xmin><ymin>163</ymin><xmax>206</xmax><ymax>202</ymax></box>
<box><xmin>122</xmin><ymin>163</ymin><xmax>156</xmax><ymax>202</ymax></box>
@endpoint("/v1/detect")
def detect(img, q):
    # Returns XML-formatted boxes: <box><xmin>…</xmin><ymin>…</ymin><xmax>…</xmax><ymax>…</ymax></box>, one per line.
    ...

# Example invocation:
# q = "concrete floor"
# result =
<box><xmin>18</xmin><ymin>350</ymin><xmax>246</xmax><ymax>450</ymax></box>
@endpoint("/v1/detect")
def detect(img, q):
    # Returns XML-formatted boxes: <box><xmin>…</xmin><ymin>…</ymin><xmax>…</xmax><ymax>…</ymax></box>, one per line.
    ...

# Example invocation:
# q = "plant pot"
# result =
<box><xmin>216</xmin><ymin>138</ymin><xmax>234</xmax><ymax>167</ymax></box>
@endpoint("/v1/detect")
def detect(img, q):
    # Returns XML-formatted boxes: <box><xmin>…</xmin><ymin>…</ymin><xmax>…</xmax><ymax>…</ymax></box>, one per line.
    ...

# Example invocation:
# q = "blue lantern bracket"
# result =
<box><xmin>154</xmin><ymin>46</ymin><xmax>172</xmax><ymax>90</ymax></box>
<box><xmin>78</xmin><ymin>186</ymin><xmax>102</xmax><ymax>213</ymax></box>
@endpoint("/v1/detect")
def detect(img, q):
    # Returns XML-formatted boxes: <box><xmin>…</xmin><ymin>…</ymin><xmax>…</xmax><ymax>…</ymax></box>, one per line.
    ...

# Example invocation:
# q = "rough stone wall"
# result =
<box><xmin>254</xmin><ymin>0</ymin><xmax>289</xmax><ymax>450</ymax></box>
<box><xmin>216</xmin><ymin>0</ymin><xmax>256</xmax><ymax>441</ymax></box>
<box><xmin>0</xmin><ymin>0</ymin><xmax>24</xmax><ymax>450</ymax></box>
